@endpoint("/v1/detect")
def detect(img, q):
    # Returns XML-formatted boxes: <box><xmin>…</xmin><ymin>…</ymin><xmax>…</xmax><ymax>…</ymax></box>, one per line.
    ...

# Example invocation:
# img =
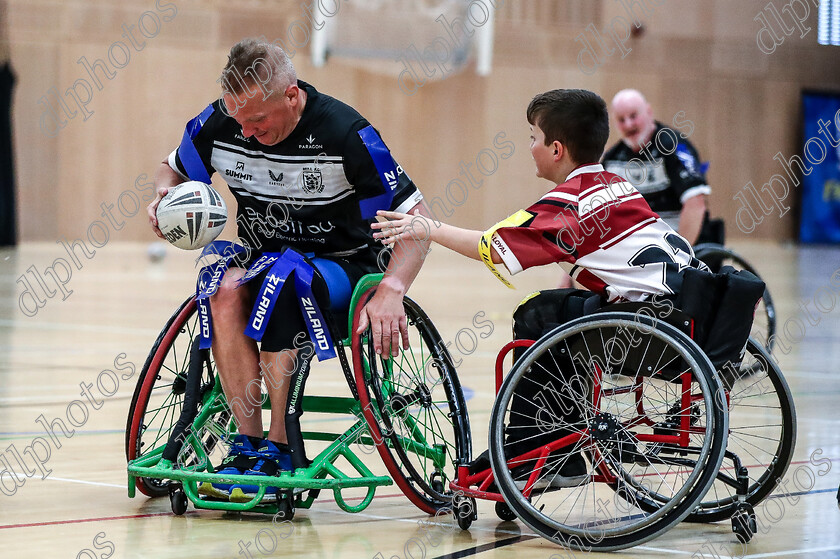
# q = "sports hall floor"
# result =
<box><xmin>0</xmin><ymin>240</ymin><xmax>838</xmax><ymax>558</ymax></box>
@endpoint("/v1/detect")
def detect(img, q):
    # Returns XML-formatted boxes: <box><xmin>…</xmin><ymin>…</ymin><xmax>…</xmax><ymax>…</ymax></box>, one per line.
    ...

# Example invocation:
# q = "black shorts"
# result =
<box><xmin>232</xmin><ymin>251</ymin><xmax>379</xmax><ymax>353</ymax></box>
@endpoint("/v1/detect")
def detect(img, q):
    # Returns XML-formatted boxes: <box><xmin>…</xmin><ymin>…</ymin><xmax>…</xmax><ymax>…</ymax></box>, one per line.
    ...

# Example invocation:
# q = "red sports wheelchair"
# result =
<box><xmin>127</xmin><ymin>272</ymin><xmax>794</xmax><ymax>552</ymax></box>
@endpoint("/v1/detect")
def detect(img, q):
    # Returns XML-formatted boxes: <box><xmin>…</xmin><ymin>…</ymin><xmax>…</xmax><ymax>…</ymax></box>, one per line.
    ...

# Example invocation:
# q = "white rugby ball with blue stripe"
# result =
<box><xmin>156</xmin><ymin>181</ymin><xmax>227</xmax><ymax>250</ymax></box>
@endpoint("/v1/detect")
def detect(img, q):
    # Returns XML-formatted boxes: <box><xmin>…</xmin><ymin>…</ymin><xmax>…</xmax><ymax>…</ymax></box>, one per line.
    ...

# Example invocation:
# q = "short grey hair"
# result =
<box><xmin>220</xmin><ymin>37</ymin><xmax>296</xmax><ymax>98</ymax></box>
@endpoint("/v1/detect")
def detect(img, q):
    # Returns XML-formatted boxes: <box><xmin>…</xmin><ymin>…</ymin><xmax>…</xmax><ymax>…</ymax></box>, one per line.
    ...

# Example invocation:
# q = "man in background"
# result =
<box><xmin>602</xmin><ymin>89</ymin><xmax>711</xmax><ymax>245</ymax></box>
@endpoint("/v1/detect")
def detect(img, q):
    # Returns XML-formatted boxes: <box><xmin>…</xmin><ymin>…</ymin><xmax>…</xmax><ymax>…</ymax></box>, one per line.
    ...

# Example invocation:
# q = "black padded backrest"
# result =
<box><xmin>591</xmin><ymin>300</ymin><xmax>694</xmax><ymax>381</ymax></box>
<box><xmin>674</xmin><ymin>266</ymin><xmax>765</xmax><ymax>380</ymax></box>
<box><xmin>601</xmin><ymin>300</ymin><xmax>693</xmax><ymax>338</ymax></box>
<box><xmin>687</xmin><ymin>266</ymin><xmax>765</xmax><ymax>374</ymax></box>
<box><xmin>697</xmin><ymin>213</ymin><xmax>726</xmax><ymax>246</ymax></box>
<box><xmin>592</xmin><ymin>263</ymin><xmax>763</xmax><ymax>382</ymax></box>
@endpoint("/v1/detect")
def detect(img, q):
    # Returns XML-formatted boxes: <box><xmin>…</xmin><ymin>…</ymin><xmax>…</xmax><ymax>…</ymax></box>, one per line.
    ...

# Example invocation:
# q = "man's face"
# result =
<box><xmin>529</xmin><ymin>123</ymin><xmax>555</xmax><ymax>180</ymax></box>
<box><xmin>223</xmin><ymin>84</ymin><xmax>299</xmax><ymax>146</ymax></box>
<box><xmin>612</xmin><ymin>95</ymin><xmax>655</xmax><ymax>152</ymax></box>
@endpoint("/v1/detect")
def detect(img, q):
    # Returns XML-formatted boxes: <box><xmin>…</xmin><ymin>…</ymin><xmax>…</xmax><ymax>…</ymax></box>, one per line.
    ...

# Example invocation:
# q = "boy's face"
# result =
<box><xmin>529</xmin><ymin>123</ymin><xmax>556</xmax><ymax>180</ymax></box>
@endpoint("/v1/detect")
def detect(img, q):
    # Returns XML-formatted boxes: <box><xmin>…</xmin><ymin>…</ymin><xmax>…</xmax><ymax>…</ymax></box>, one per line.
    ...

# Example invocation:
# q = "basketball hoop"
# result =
<box><xmin>310</xmin><ymin>0</ymin><xmax>495</xmax><ymax>82</ymax></box>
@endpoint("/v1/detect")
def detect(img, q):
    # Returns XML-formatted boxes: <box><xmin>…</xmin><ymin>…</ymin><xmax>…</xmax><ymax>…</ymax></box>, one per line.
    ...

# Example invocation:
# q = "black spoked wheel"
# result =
<box><xmin>684</xmin><ymin>338</ymin><xmax>796</xmax><ymax>522</ymax></box>
<box><xmin>489</xmin><ymin>313</ymin><xmax>728</xmax><ymax>551</ymax></box>
<box><xmin>352</xmin><ymin>291</ymin><xmax>472</xmax><ymax>514</ymax></box>
<box><xmin>694</xmin><ymin>244</ymin><xmax>776</xmax><ymax>353</ymax></box>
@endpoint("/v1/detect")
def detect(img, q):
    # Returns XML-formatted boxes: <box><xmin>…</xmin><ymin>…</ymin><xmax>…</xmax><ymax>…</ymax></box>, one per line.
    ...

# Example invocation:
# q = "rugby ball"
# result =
<box><xmin>156</xmin><ymin>181</ymin><xmax>227</xmax><ymax>250</ymax></box>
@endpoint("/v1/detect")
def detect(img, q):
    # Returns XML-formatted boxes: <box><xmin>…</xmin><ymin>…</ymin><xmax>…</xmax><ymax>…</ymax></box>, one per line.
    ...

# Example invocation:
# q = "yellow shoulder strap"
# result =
<box><xmin>478</xmin><ymin>210</ymin><xmax>533</xmax><ymax>290</ymax></box>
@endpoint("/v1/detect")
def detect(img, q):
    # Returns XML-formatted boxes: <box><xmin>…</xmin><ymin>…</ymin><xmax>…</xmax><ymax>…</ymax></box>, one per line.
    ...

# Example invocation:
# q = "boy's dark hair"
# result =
<box><xmin>526</xmin><ymin>89</ymin><xmax>609</xmax><ymax>164</ymax></box>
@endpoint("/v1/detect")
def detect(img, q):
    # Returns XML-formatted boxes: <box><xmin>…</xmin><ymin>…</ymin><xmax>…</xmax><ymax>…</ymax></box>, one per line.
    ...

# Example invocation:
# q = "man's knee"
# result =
<box><xmin>210</xmin><ymin>268</ymin><xmax>250</xmax><ymax>313</ymax></box>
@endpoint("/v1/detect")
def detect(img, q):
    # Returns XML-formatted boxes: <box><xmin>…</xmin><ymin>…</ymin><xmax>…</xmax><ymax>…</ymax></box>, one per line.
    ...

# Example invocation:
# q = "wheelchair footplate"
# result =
<box><xmin>128</xmin><ymin>397</ymin><xmax>393</xmax><ymax>517</ymax></box>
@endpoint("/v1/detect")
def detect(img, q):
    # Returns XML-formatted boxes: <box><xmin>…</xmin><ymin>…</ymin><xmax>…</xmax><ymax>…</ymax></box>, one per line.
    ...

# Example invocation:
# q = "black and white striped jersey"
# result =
<box><xmin>601</xmin><ymin>123</ymin><xmax>709</xmax><ymax>231</ymax></box>
<box><xmin>168</xmin><ymin>81</ymin><xmax>423</xmax><ymax>257</ymax></box>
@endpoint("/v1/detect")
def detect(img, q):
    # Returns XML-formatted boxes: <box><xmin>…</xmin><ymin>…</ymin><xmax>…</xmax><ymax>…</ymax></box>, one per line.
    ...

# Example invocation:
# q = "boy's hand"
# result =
<box><xmin>371</xmin><ymin>210</ymin><xmax>432</xmax><ymax>246</ymax></box>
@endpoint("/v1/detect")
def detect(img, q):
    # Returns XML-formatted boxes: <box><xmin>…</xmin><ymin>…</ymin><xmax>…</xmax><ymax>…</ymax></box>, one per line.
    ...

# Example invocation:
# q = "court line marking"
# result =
<box><xmin>636</xmin><ymin>547</ymin><xmax>710</xmax><ymax>556</ymax></box>
<box><xmin>0</xmin><ymin>395</ymin><xmax>133</xmax><ymax>407</ymax></box>
<box><xmin>5</xmin><ymin>472</ymin><xmax>129</xmax><ymax>490</ymax></box>
<box><xmin>5</xmin><ymin>472</ymin><xmax>414</xmax><ymax>499</ymax></box>
<box><xmin>421</xmin><ymin>487</ymin><xmax>840</xmax><ymax>558</ymax></box>
<box><xmin>429</xmin><ymin>535</ymin><xmax>539</xmax><ymax>559</ymax></box>
<box><xmin>9</xmin><ymin>456</ymin><xmax>829</xmax><ymax>493</ymax></box>
<box><xmin>0</xmin><ymin>318</ymin><xmax>159</xmax><ymax>336</ymax></box>
<box><xmin>0</xmin><ymin>429</ymin><xmax>129</xmax><ymax>442</ymax></box>
<box><xmin>4</xmin><ymin>474</ymin><xmax>835</xmax><ymax>557</ymax></box>
<box><xmin>315</xmin><ymin>507</ymin><xmax>534</xmax><ymax>540</ymax></box>
<box><xmin>0</xmin><ymin>511</ymin><xmax>199</xmax><ymax>530</ymax></box>
<box><xmin>744</xmin><ymin>546</ymin><xmax>840</xmax><ymax>558</ymax></box>
<box><xmin>2</xmin><ymin>485</ymin><xmax>836</xmax><ymax>558</ymax></box>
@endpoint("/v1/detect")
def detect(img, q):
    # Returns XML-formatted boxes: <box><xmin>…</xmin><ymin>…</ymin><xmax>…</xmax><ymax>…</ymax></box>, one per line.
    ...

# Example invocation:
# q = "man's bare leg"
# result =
<box><xmin>210</xmin><ymin>267</ymin><xmax>263</xmax><ymax>439</ymax></box>
<box><xmin>260</xmin><ymin>349</ymin><xmax>300</xmax><ymax>444</ymax></box>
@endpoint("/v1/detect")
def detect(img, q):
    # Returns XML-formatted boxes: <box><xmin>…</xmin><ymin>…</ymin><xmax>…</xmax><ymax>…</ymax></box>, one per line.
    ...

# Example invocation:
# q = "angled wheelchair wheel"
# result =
<box><xmin>126</xmin><ymin>296</ymin><xmax>229</xmax><ymax>497</ymax></box>
<box><xmin>694</xmin><ymin>243</ymin><xmax>776</xmax><ymax>353</ymax></box>
<box><xmin>488</xmin><ymin>312</ymin><xmax>728</xmax><ymax>551</ymax></box>
<box><xmin>352</xmin><ymin>290</ymin><xmax>471</xmax><ymax>514</ymax></box>
<box><xmin>684</xmin><ymin>338</ymin><xmax>796</xmax><ymax>522</ymax></box>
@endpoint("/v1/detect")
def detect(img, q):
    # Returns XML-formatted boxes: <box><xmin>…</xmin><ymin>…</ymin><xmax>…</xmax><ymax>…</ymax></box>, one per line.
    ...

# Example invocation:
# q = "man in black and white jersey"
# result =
<box><xmin>146</xmin><ymin>38</ymin><xmax>430</xmax><ymax>500</ymax></box>
<box><xmin>601</xmin><ymin>89</ymin><xmax>711</xmax><ymax>245</ymax></box>
<box><xmin>162</xmin><ymin>78</ymin><xmax>422</xmax><ymax>260</ymax></box>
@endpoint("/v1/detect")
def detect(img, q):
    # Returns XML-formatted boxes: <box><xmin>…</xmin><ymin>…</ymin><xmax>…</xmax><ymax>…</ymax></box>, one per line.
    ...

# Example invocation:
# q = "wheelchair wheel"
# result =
<box><xmin>352</xmin><ymin>290</ymin><xmax>471</xmax><ymax>514</ymax></box>
<box><xmin>488</xmin><ymin>312</ymin><xmax>728</xmax><ymax>551</ymax></box>
<box><xmin>685</xmin><ymin>338</ymin><xmax>796</xmax><ymax>522</ymax></box>
<box><xmin>694</xmin><ymin>243</ymin><xmax>776</xmax><ymax>353</ymax></box>
<box><xmin>126</xmin><ymin>296</ymin><xmax>228</xmax><ymax>497</ymax></box>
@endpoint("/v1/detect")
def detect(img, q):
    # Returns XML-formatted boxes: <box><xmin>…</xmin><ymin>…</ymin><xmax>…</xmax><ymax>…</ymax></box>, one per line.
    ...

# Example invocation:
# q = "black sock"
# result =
<box><xmin>266</xmin><ymin>439</ymin><xmax>291</xmax><ymax>452</ymax></box>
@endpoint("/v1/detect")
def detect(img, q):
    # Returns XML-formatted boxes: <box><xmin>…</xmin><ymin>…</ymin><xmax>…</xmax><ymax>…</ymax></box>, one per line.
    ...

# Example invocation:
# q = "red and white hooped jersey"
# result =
<box><xmin>490</xmin><ymin>164</ymin><xmax>706</xmax><ymax>302</ymax></box>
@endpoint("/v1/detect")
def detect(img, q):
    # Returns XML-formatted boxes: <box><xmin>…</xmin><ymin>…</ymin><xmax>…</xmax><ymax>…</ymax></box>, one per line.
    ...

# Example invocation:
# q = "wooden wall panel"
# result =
<box><xmin>5</xmin><ymin>0</ymin><xmax>840</xmax><ymax>243</ymax></box>
<box><xmin>8</xmin><ymin>40</ymin><xmax>61</xmax><ymax>241</ymax></box>
<box><xmin>712</xmin><ymin>0</ymin><xmax>769</xmax><ymax>41</ymax></box>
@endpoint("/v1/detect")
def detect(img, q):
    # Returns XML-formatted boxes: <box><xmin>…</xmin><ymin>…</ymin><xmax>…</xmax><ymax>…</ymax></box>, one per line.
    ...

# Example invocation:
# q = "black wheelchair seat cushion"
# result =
<box><xmin>512</xmin><ymin>288</ymin><xmax>603</xmax><ymax>345</ymax></box>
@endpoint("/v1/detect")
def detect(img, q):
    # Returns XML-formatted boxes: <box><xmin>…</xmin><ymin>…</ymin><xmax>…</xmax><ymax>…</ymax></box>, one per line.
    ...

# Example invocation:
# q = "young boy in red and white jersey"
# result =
<box><xmin>372</xmin><ymin>88</ymin><xmax>707</xmax><ymax>487</ymax></box>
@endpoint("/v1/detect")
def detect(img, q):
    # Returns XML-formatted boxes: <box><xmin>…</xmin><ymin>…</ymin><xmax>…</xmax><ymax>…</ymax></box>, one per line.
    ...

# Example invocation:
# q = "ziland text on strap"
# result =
<box><xmin>194</xmin><ymin>241</ymin><xmax>246</xmax><ymax>349</ymax></box>
<box><xmin>243</xmin><ymin>249</ymin><xmax>337</xmax><ymax>361</ymax></box>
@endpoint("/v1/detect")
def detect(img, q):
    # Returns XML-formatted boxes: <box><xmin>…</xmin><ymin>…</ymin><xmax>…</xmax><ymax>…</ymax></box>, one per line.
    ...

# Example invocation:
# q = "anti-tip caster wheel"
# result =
<box><xmin>731</xmin><ymin>503</ymin><xmax>757</xmax><ymax>544</ymax></box>
<box><xmin>494</xmin><ymin>501</ymin><xmax>517</xmax><ymax>522</ymax></box>
<box><xmin>454</xmin><ymin>494</ymin><xmax>477</xmax><ymax>530</ymax></box>
<box><xmin>169</xmin><ymin>484</ymin><xmax>188</xmax><ymax>516</ymax></box>
<box><xmin>275</xmin><ymin>492</ymin><xmax>296</xmax><ymax>521</ymax></box>
<box><xmin>430</xmin><ymin>472</ymin><xmax>445</xmax><ymax>496</ymax></box>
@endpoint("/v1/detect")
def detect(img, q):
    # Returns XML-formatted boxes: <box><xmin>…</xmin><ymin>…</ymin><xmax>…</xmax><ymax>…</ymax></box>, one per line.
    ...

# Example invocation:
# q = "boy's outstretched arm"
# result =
<box><xmin>371</xmin><ymin>210</ymin><xmax>503</xmax><ymax>264</ymax></box>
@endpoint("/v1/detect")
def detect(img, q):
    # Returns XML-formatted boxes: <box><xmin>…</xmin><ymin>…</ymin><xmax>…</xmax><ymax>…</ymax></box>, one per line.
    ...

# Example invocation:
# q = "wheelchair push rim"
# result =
<box><xmin>352</xmin><ymin>288</ymin><xmax>471</xmax><ymax>515</ymax></box>
<box><xmin>686</xmin><ymin>338</ymin><xmax>796</xmax><ymax>521</ymax></box>
<box><xmin>488</xmin><ymin>312</ymin><xmax>729</xmax><ymax>551</ymax></box>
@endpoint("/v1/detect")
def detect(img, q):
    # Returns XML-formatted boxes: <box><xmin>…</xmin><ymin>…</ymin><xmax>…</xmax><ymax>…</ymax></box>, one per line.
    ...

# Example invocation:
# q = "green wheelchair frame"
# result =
<box><xmin>125</xmin><ymin>273</ymin><xmax>472</xmax><ymax>518</ymax></box>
